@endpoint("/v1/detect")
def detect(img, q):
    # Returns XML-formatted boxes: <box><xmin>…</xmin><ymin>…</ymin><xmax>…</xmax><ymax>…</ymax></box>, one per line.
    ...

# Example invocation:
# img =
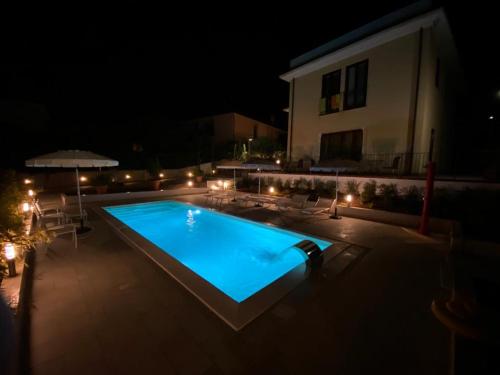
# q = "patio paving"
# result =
<box><xmin>29</xmin><ymin>193</ymin><xmax>450</xmax><ymax>374</ymax></box>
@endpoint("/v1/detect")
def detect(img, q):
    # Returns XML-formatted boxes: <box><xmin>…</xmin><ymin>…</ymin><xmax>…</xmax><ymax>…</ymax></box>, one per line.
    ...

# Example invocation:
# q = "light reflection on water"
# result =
<box><xmin>186</xmin><ymin>209</ymin><xmax>201</xmax><ymax>231</ymax></box>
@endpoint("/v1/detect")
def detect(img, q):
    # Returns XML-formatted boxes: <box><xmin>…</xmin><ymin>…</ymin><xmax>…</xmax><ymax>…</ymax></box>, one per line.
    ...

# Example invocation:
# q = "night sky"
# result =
<box><xmin>1</xmin><ymin>1</ymin><xmax>498</xmax><ymax>168</ymax></box>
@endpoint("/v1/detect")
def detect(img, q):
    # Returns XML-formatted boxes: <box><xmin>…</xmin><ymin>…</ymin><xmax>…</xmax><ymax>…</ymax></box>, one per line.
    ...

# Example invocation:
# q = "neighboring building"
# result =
<box><xmin>186</xmin><ymin>112</ymin><xmax>285</xmax><ymax>145</ymax></box>
<box><xmin>280</xmin><ymin>2</ymin><xmax>462</xmax><ymax>173</ymax></box>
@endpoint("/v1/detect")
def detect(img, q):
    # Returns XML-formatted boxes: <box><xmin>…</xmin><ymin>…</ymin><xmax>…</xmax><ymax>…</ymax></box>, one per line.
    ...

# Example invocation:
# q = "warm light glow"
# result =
<box><xmin>4</xmin><ymin>243</ymin><xmax>15</xmax><ymax>260</ymax></box>
<box><xmin>187</xmin><ymin>172</ymin><xmax>193</xmax><ymax>178</ymax></box>
<box><xmin>28</xmin><ymin>189</ymin><xmax>34</xmax><ymax>197</ymax></box>
<box><xmin>248</xmin><ymin>138</ymin><xmax>253</xmax><ymax>142</ymax></box>
<box><xmin>24</xmin><ymin>179</ymin><xmax>32</xmax><ymax>185</ymax></box>
<box><xmin>80</xmin><ymin>176</ymin><xmax>87</xmax><ymax>182</ymax></box>
<box><xmin>346</xmin><ymin>194</ymin><xmax>353</xmax><ymax>203</ymax></box>
<box><xmin>125</xmin><ymin>174</ymin><xmax>131</xmax><ymax>179</ymax></box>
<box><xmin>217</xmin><ymin>180</ymin><xmax>223</xmax><ymax>186</ymax></box>
<box><xmin>159</xmin><ymin>173</ymin><xmax>164</xmax><ymax>178</ymax></box>
<box><xmin>187</xmin><ymin>180</ymin><xmax>193</xmax><ymax>187</ymax></box>
<box><xmin>22</xmin><ymin>202</ymin><xmax>30</xmax><ymax>212</ymax></box>
<box><xmin>269</xmin><ymin>186</ymin><xmax>275</xmax><ymax>193</ymax></box>
<box><xmin>276</xmin><ymin>159</ymin><xmax>281</xmax><ymax>165</ymax></box>
<box><xmin>212</xmin><ymin>169</ymin><xmax>216</xmax><ymax>174</ymax></box>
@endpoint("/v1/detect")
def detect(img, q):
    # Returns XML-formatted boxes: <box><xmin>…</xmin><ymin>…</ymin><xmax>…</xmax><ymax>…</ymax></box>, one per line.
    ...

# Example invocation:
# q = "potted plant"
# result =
<box><xmin>92</xmin><ymin>173</ymin><xmax>113</xmax><ymax>194</ymax></box>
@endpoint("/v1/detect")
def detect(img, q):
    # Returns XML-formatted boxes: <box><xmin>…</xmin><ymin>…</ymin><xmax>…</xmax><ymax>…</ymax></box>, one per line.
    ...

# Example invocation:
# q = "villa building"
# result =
<box><xmin>185</xmin><ymin>112</ymin><xmax>285</xmax><ymax>145</ymax></box>
<box><xmin>280</xmin><ymin>2</ymin><xmax>462</xmax><ymax>174</ymax></box>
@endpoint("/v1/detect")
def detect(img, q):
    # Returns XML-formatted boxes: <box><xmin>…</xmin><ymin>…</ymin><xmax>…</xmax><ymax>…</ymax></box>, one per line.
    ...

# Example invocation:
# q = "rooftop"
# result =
<box><xmin>281</xmin><ymin>1</ymin><xmax>445</xmax><ymax>82</ymax></box>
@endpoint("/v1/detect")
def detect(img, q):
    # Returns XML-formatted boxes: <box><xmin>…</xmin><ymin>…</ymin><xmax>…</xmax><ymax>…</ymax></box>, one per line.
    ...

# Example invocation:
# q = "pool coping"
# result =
<box><xmin>94</xmin><ymin>200</ymin><xmax>337</xmax><ymax>331</ymax></box>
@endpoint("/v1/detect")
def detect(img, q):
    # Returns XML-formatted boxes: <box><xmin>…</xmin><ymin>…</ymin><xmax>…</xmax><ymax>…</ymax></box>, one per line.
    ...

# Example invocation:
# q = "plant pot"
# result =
<box><xmin>95</xmin><ymin>185</ymin><xmax>108</xmax><ymax>194</ymax></box>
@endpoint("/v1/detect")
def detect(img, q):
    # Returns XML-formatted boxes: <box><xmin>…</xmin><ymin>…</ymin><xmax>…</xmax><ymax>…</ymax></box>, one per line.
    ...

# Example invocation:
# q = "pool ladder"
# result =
<box><xmin>293</xmin><ymin>240</ymin><xmax>323</xmax><ymax>267</ymax></box>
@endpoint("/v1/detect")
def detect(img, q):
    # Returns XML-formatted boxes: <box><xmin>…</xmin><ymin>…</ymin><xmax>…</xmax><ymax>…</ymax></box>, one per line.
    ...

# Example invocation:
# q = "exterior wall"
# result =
<box><xmin>233</xmin><ymin>113</ymin><xmax>284</xmax><ymax>141</ymax></box>
<box><xmin>290</xmin><ymin>32</ymin><xmax>419</xmax><ymax>162</ymax></box>
<box><xmin>210</xmin><ymin>113</ymin><xmax>236</xmax><ymax>144</ymax></box>
<box><xmin>413</xmin><ymin>18</ymin><xmax>463</xmax><ymax>173</ymax></box>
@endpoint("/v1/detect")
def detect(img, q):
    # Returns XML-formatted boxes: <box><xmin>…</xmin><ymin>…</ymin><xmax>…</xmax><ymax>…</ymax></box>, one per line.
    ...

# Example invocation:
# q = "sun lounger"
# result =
<box><xmin>44</xmin><ymin>222</ymin><xmax>78</xmax><ymax>248</ymax></box>
<box><xmin>33</xmin><ymin>202</ymin><xmax>66</xmax><ymax>225</ymax></box>
<box><xmin>277</xmin><ymin>193</ymin><xmax>319</xmax><ymax>212</ymax></box>
<box><xmin>301</xmin><ymin>198</ymin><xmax>336</xmax><ymax>215</ymax></box>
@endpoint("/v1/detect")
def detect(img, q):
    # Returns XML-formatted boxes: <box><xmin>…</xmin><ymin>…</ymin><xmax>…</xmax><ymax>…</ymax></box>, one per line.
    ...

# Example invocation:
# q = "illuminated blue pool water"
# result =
<box><xmin>104</xmin><ymin>201</ymin><xmax>331</xmax><ymax>302</ymax></box>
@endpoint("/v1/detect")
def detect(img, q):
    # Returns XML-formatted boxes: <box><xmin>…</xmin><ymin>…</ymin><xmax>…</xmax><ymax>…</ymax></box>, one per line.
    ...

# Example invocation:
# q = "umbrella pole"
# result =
<box><xmin>232</xmin><ymin>168</ymin><xmax>237</xmax><ymax>202</ymax></box>
<box><xmin>331</xmin><ymin>169</ymin><xmax>341</xmax><ymax>219</ymax></box>
<box><xmin>75</xmin><ymin>167</ymin><xmax>84</xmax><ymax>229</ymax></box>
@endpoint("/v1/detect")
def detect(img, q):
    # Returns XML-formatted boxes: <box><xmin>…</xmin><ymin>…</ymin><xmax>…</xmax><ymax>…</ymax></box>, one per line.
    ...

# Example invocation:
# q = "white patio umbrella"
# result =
<box><xmin>216</xmin><ymin>160</ymin><xmax>281</xmax><ymax>200</ymax></box>
<box><xmin>26</xmin><ymin>150</ymin><xmax>119</xmax><ymax>231</ymax></box>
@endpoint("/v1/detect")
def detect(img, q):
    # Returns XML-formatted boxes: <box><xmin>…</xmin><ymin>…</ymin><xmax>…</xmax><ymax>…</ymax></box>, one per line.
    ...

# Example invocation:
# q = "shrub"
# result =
<box><xmin>361</xmin><ymin>180</ymin><xmax>377</xmax><ymax>204</ymax></box>
<box><xmin>313</xmin><ymin>179</ymin><xmax>324</xmax><ymax>193</ymax></box>
<box><xmin>92</xmin><ymin>173</ymin><xmax>114</xmax><ymax>186</ymax></box>
<box><xmin>283</xmin><ymin>179</ymin><xmax>291</xmax><ymax>191</ymax></box>
<box><xmin>0</xmin><ymin>171</ymin><xmax>49</xmax><ymax>276</ymax></box>
<box><xmin>266</xmin><ymin>177</ymin><xmax>274</xmax><ymax>188</ymax></box>
<box><xmin>275</xmin><ymin>179</ymin><xmax>283</xmax><ymax>191</ymax></box>
<box><xmin>401</xmin><ymin>185</ymin><xmax>423</xmax><ymax>214</ymax></box>
<box><xmin>324</xmin><ymin>180</ymin><xmax>337</xmax><ymax>197</ymax></box>
<box><xmin>238</xmin><ymin>176</ymin><xmax>252</xmax><ymax>189</ymax></box>
<box><xmin>346</xmin><ymin>180</ymin><xmax>360</xmax><ymax>195</ymax></box>
<box><xmin>297</xmin><ymin>178</ymin><xmax>309</xmax><ymax>192</ymax></box>
<box><xmin>379</xmin><ymin>183</ymin><xmax>399</xmax><ymax>209</ymax></box>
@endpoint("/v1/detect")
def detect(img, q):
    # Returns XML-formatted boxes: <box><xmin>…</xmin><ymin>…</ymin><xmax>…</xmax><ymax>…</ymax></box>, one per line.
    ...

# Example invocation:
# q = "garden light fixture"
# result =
<box><xmin>4</xmin><ymin>243</ymin><xmax>16</xmax><ymax>277</ymax></box>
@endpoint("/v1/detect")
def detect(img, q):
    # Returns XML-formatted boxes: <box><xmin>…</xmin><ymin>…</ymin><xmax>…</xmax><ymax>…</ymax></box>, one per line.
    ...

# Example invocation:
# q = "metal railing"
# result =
<box><xmin>361</xmin><ymin>152</ymin><xmax>430</xmax><ymax>176</ymax></box>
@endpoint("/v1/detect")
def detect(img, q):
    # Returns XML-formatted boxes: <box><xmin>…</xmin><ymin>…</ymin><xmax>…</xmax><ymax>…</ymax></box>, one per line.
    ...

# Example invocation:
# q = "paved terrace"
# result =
<box><xmin>28</xmin><ymin>193</ymin><xmax>450</xmax><ymax>374</ymax></box>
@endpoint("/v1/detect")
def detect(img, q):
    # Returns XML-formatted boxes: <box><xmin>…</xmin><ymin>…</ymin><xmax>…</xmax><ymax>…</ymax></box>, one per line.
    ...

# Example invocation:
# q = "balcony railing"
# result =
<box><xmin>361</xmin><ymin>152</ymin><xmax>430</xmax><ymax>176</ymax></box>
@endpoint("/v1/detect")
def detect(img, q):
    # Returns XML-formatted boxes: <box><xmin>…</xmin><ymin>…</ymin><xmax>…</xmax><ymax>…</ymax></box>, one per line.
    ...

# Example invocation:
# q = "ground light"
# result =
<box><xmin>269</xmin><ymin>186</ymin><xmax>275</xmax><ymax>193</ymax></box>
<box><xmin>187</xmin><ymin>180</ymin><xmax>193</xmax><ymax>187</ymax></box>
<box><xmin>489</xmin><ymin>115</ymin><xmax>494</xmax><ymax>120</ymax></box>
<box><xmin>28</xmin><ymin>189</ymin><xmax>34</xmax><ymax>197</ymax></box>
<box><xmin>125</xmin><ymin>174</ymin><xmax>131</xmax><ymax>179</ymax></box>
<box><xmin>4</xmin><ymin>243</ymin><xmax>16</xmax><ymax>277</ymax></box>
<box><xmin>24</xmin><ymin>179</ymin><xmax>32</xmax><ymax>185</ymax></box>
<box><xmin>212</xmin><ymin>169</ymin><xmax>216</xmax><ymax>174</ymax></box>
<box><xmin>276</xmin><ymin>159</ymin><xmax>281</xmax><ymax>165</ymax></box>
<box><xmin>159</xmin><ymin>173</ymin><xmax>164</xmax><ymax>178</ymax></box>
<box><xmin>22</xmin><ymin>202</ymin><xmax>30</xmax><ymax>213</ymax></box>
<box><xmin>80</xmin><ymin>176</ymin><xmax>87</xmax><ymax>182</ymax></box>
<box><xmin>187</xmin><ymin>172</ymin><xmax>193</xmax><ymax>178</ymax></box>
<box><xmin>346</xmin><ymin>194</ymin><xmax>353</xmax><ymax>207</ymax></box>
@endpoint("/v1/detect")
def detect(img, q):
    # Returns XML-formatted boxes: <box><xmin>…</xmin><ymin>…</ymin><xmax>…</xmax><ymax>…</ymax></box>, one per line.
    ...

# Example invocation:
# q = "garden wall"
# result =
<box><xmin>247</xmin><ymin>173</ymin><xmax>500</xmax><ymax>193</ymax></box>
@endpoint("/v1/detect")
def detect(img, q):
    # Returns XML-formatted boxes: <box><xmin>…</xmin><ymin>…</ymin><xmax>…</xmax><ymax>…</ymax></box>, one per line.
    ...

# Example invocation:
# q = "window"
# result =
<box><xmin>344</xmin><ymin>60</ymin><xmax>368</xmax><ymax>110</ymax></box>
<box><xmin>320</xmin><ymin>129</ymin><xmax>363</xmax><ymax>161</ymax></box>
<box><xmin>320</xmin><ymin>69</ymin><xmax>341</xmax><ymax>115</ymax></box>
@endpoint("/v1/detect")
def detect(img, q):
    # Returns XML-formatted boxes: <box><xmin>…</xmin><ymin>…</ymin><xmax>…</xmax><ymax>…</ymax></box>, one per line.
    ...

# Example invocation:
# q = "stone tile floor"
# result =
<box><xmin>29</xmin><ymin>194</ymin><xmax>450</xmax><ymax>374</ymax></box>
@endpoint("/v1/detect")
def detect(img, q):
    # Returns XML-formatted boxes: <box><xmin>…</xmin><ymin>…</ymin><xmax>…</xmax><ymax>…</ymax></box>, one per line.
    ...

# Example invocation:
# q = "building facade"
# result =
<box><xmin>280</xmin><ymin>3</ymin><xmax>462</xmax><ymax>174</ymax></box>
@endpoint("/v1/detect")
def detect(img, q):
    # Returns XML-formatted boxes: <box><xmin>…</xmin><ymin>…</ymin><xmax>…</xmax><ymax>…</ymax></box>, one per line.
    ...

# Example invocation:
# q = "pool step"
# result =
<box><xmin>322</xmin><ymin>244</ymin><xmax>368</xmax><ymax>276</ymax></box>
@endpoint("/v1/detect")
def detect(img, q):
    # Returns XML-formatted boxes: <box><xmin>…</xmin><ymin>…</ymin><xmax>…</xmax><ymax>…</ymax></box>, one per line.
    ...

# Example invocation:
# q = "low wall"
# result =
<box><xmin>23</xmin><ymin>162</ymin><xmax>215</xmax><ymax>190</ymax></box>
<box><xmin>65</xmin><ymin>187</ymin><xmax>208</xmax><ymax>204</ymax></box>
<box><xmin>248</xmin><ymin>173</ymin><xmax>500</xmax><ymax>193</ymax></box>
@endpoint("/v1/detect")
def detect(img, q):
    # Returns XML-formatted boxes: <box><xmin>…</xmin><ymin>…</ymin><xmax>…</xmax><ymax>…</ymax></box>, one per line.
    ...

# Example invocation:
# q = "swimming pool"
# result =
<box><xmin>104</xmin><ymin>201</ymin><xmax>331</xmax><ymax>303</ymax></box>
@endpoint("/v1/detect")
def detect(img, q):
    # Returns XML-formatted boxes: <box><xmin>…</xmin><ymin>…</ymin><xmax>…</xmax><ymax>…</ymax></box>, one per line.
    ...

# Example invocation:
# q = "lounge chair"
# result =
<box><xmin>33</xmin><ymin>202</ymin><xmax>66</xmax><ymax>225</ymax></box>
<box><xmin>301</xmin><ymin>198</ymin><xmax>337</xmax><ymax>215</ymax></box>
<box><xmin>277</xmin><ymin>193</ymin><xmax>319</xmax><ymax>212</ymax></box>
<box><xmin>44</xmin><ymin>222</ymin><xmax>78</xmax><ymax>248</ymax></box>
